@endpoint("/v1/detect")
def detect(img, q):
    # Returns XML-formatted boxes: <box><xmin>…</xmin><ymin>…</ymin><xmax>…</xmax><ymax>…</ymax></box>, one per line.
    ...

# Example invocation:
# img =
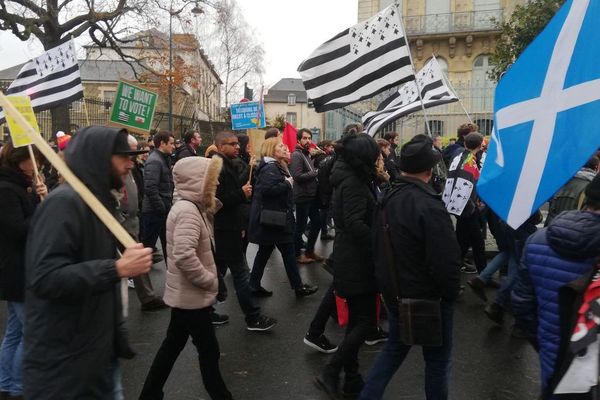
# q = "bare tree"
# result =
<box><xmin>0</xmin><ymin>0</ymin><xmax>199</xmax><ymax>132</ymax></box>
<box><xmin>200</xmin><ymin>0</ymin><xmax>264</xmax><ymax>107</ymax></box>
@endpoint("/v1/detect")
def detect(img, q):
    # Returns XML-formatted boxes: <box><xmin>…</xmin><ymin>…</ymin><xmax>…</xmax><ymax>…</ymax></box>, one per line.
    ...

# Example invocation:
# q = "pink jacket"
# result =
<box><xmin>164</xmin><ymin>156</ymin><xmax>223</xmax><ymax>309</ymax></box>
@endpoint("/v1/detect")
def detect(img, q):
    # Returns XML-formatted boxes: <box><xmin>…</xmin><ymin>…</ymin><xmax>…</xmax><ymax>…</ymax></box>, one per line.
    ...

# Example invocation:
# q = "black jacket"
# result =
<box><xmin>24</xmin><ymin>126</ymin><xmax>132</xmax><ymax>400</ymax></box>
<box><xmin>374</xmin><ymin>176</ymin><xmax>461</xmax><ymax>310</ymax></box>
<box><xmin>214</xmin><ymin>153</ymin><xmax>246</xmax><ymax>259</ymax></box>
<box><xmin>0</xmin><ymin>167</ymin><xmax>37</xmax><ymax>302</ymax></box>
<box><xmin>174</xmin><ymin>144</ymin><xmax>198</xmax><ymax>163</ymax></box>
<box><xmin>330</xmin><ymin>158</ymin><xmax>378</xmax><ymax>297</ymax></box>
<box><xmin>248</xmin><ymin>159</ymin><xmax>295</xmax><ymax>245</ymax></box>
<box><xmin>290</xmin><ymin>145</ymin><xmax>318</xmax><ymax>203</ymax></box>
<box><xmin>131</xmin><ymin>161</ymin><xmax>144</xmax><ymax>212</ymax></box>
<box><xmin>141</xmin><ymin>149</ymin><xmax>173</xmax><ymax>214</ymax></box>
<box><xmin>385</xmin><ymin>146</ymin><xmax>401</xmax><ymax>182</ymax></box>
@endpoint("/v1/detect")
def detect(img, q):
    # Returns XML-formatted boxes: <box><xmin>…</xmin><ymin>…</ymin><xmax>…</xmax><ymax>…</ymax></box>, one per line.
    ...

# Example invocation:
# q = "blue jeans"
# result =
<box><xmin>111</xmin><ymin>359</ymin><xmax>124</xmax><ymax>400</ymax></box>
<box><xmin>359</xmin><ymin>301</ymin><xmax>454</xmax><ymax>400</ymax></box>
<box><xmin>216</xmin><ymin>255</ymin><xmax>261</xmax><ymax>324</ymax></box>
<box><xmin>479</xmin><ymin>251</ymin><xmax>509</xmax><ymax>283</ymax></box>
<box><xmin>0</xmin><ymin>302</ymin><xmax>24</xmax><ymax>396</ymax></box>
<box><xmin>294</xmin><ymin>200</ymin><xmax>320</xmax><ymax>256</ymax></box>
<box><xmin>495</xmin><ymin>255</ymin><xmax>519</xmax><ymax>307</ymax></box>
<box><xmin>250</xmin><ymin>242</ymin><xmax>303</xmax><ymax>290</ymax></box>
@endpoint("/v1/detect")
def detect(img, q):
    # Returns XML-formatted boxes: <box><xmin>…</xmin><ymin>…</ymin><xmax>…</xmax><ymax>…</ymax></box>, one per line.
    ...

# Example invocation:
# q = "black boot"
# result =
<box><xmin>342</xmin><ymin>373</ymin><xmax>364</xmax><ymax>398</ymax></box>
<box><xmin>314</xmin><ymin>367</ymin><xmax>339</xmax><ymax>400</ymax></box>
<box><xmin>484</xmin><ymin>303</ymin><xmax>504</xmax><ymax>325</ymax></box>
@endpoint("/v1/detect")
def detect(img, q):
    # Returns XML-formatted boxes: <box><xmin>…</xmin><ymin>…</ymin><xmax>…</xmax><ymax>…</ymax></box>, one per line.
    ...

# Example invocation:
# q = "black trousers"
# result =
<box><xmin>140</xmin><ymin>212</ymin><xmax>168</xmax><ymax>264</ymax></box>
<box><xmin>139</xmin><ymin>308</ymin><xmax>232</xmax><ymax>400</ymax></box>
<box><xmin>308</xmin><ymin>283</ymin><xmax>336</xmax><ymax>337</ymax></box>
<box><xmin>456</xmin><ymin>210</ymin><xmax>487</xmax><ymax>273</ymax></box>
<box><xmin>325</xmin><ymin>293</ymin><xmax>377</xmax><ymax>378</ymax></box>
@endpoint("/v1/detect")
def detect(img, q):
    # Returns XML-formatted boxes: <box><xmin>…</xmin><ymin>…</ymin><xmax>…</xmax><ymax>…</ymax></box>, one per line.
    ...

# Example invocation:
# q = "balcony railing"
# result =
<box><xmin>403</xmin><ymin>9</ymin><xmax>503</xmax><ymax>35</ymax></box>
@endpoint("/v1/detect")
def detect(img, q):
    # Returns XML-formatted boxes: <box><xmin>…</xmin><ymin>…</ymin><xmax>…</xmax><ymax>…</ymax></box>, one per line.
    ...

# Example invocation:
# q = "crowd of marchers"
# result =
<box><xmin>0</xmin><ymin>121</ymin><xmax>598</xmax><ymax>400</ymax></box>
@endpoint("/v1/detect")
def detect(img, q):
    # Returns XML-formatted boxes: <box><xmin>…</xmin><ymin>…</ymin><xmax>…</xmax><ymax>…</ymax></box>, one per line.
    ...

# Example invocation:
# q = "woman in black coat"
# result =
<box><xmin>315</xmin><ymin>133</ymin><xmax>380</xmax><ymax>399</ymax></box>
<box><xmin>247</xmin><ymin>137</ymin><xmax>317</xmax><ymax>298</ymax></box>
<box><xmin>0</xmin><ymin>142</ymin><xmax>46</xmax><ymax>399</ymax></box>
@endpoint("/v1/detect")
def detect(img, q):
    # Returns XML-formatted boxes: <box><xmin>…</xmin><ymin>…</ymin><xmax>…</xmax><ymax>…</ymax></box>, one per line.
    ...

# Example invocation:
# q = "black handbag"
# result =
<box><xmin>381</xmin><ymin>199</ymin><xmax>443</xmax><ymax>347</ymax></box>
<box><xmin>398</xmin><ymin>298</ymin><xmax>442</xmax><ymax>346</ymax></box>
<box><xmin>259</xmin><ymin>208</ymin><xmax>287</xmax><ymax>227</ymax></box>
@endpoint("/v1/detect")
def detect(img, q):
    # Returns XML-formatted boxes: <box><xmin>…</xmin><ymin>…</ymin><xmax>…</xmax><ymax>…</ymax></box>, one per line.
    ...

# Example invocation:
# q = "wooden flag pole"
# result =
<box><xmin>0</xmin><ymin>92</ymin><xmax>135</xmax><ymax>248</ymax></box>
<box><xmin>432</xmin><ymin>54</ymin><xmax>474</xmax><ymax>125</ymax></box>
<box><xmin>404</xmin><ymin>16</ymin><xmax>432</xmax><ymax>137</ymax></box>
<box><xmin>82</xmin><ymin>97</ymin><xmax>91</xmax><ymax>126</ymax></box>
<box><xmin>27</xmin><ymin>144</ymin><xmax>45</xmax><ymax>200</ymax></box>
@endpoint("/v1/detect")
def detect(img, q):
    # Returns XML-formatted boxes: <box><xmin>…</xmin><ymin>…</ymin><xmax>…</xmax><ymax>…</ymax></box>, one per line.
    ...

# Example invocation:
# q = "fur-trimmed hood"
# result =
<box><xmin>172</xmin><ymin>156</ymin><xmax>222</xmax><ymax>212</ymax></box>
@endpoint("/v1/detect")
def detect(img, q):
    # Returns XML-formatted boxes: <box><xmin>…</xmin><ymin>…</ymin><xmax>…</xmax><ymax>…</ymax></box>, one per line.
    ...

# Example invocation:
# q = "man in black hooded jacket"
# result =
<box><xmin>23</xmin><ymin>127</ymin><xmax>152</xmax><ymax>399</ymax></box>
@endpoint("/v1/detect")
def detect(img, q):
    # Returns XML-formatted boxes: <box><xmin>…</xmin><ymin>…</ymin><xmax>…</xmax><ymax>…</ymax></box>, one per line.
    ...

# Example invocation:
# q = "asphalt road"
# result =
<box><xmin>0</xmin><ymin>239</ymin><xmax>541</xmax><ymax>400</ymax></box>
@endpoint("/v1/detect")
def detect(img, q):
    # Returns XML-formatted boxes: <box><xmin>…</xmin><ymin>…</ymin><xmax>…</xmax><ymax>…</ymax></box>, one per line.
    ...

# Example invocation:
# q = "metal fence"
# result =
<box><xmin>6</xmin><ymin>98</ymin><xmax>228</xmax><ymax>141</ymax></box>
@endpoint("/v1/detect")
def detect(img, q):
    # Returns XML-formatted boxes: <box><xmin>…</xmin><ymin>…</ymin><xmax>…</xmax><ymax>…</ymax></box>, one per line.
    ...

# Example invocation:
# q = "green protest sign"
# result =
<box><xmin>109</xmin><ymin>82</ymin><xmax>158</xmax><ymax>133</ymax></box>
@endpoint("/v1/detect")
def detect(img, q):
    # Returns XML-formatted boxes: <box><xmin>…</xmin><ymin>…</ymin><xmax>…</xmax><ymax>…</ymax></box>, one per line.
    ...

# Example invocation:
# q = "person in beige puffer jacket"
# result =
<box><xmin>139</xmin><ymin>156</ymin><xmax>233</xmax><ymax>400</ymax></box>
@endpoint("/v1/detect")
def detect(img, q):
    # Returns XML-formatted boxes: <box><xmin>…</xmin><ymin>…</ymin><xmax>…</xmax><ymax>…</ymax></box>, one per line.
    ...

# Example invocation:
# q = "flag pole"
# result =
<box><xmin>406</xmin><ymin>44</ymin><xmax>432</xmax><ymax>137</ymax></box>
<box><xmin>27</xmin><ymin>144</ymin><xmax>45</xmax><ymax>200</ymax></box>
<box><xmin>82</xmin><ymin>97</ymin><xmax>91</xmax><ymax>126</ymax></box>
<box><xmin>432</xmin><ymin>54</ymin><xmax>473</xmax><ymax>124</ymax></box>
<box><xmin>0</xmin><ymin>91</ymin><xmax>135</xmax><ymax>248</ymax></box>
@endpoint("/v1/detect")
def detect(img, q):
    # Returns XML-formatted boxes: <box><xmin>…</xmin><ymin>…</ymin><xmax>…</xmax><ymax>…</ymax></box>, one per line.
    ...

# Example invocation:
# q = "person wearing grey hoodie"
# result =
<box><xmin>139</xmin><ymin>156</ymin><xmax>232</xmax><ymax>400</ymax></box>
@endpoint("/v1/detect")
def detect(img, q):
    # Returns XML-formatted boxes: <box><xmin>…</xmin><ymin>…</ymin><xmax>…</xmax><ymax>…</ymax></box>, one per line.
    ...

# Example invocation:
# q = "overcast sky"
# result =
<box><xmin>236</xmin><ymin>0</ymin><xmax>358</xmax><ymax>86</ymax></box>
<box><xmin>0</xmin><ymin>0</ymin><xmax>358</xmax><ymax>87</ymax></box>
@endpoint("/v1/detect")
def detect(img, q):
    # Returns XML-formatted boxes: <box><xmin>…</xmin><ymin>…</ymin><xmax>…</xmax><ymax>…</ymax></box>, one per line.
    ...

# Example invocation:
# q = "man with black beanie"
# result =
<box><xmin>358</xmin><ymin>134</ymin><xmax>461</xmax><ymax>400</ymax></box>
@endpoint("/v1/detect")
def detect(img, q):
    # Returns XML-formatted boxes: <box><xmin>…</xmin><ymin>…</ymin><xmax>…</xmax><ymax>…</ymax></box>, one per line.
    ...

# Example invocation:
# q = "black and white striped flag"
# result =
<box><xmin>297</xmin><ymin>2</ymin><xmax>413</xmax><ymax>113</ymax></box>
<box><xmin>0</xmin><ymin>39</ymin><xmax>83</xmax><ymax>122</ymax></box>
<box><xmin>363</xmin><ymin>57</ymin><xmax>459</xmax><ymax>137</ymax></box>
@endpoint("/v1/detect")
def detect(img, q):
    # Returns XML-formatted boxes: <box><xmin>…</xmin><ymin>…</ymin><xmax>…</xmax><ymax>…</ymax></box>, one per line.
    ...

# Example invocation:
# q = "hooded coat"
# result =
<box><xmin>330</xmin><ymin>135</ymin><xmax>379</xmax><ymax>298</ymax></box>
<box><xmin>164</xmin><ymin>156</ymin><xmax>222</xmax><ymax>309</ymax></box>
<box><xmin>512</xmin><ymin>210</ymin><xmax>600</xmax><ymax>393</ymax></box>
<box><xmin>0</xmin><ymin>166</ymin><xmax>37</xmax><ymax>302</ymax></box>
<box><xmin>23</xmin><ymin>126</ymin><xmax>131</xmax><ymax>400</ymax></box>
<box><xmin>247</xmin><ymin>158</ymin><xmax>295</xmax><ymax>245</ymax></box>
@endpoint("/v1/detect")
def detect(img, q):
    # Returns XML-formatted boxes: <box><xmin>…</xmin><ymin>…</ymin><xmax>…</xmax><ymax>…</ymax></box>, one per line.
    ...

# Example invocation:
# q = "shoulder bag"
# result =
<box><xmin>381</xmin><ymin>193</ymin><xmax>443</xmax><ymax>346</ymax></box>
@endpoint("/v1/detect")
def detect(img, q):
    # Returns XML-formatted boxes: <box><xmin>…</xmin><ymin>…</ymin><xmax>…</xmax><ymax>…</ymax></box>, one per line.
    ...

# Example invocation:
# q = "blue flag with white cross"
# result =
<box><xmin>477</xmin><ymin>0</ymin><xmax>600</xmax><ymax>229</ymax></box>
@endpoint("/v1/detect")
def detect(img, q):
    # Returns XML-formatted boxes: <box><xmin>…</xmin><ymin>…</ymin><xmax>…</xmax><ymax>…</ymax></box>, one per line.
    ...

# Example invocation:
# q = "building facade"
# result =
<box><xmin>263</xmin><ymin>78</ymin><xmax>325</xmax><ymax>140</ymax></box>
<box><xmin>358</xmin><ymin>0</ymin><xmax>526</xmax><ymax>139</ymax></box>
<box><xmin>85</xmin><ymin>29</ymin><xmax>223</xmax><ymax>125</ymax></box>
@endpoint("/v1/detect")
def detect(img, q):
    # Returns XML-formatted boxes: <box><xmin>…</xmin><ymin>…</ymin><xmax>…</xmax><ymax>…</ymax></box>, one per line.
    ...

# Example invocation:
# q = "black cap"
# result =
<box><xmin>398</xmin><ymin>134</ymin><xmax>441</xmax><ymax>173</ymax></box>
<box><xmin>113</xmin><ymin>130</ymin><xmax>148</xmax><ymax>156</ymax></box>
<box><xmin>585</xmin><ymin>174</ymin><xmax>600</xmax><ymax>203</ymax></box>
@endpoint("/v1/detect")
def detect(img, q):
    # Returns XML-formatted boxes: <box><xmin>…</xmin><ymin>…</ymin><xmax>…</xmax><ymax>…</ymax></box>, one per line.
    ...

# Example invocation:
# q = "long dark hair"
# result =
<box><xmin>237</xmin><ymin>134</ymin><xmax>251</xmax><ymax>164</ymax></box>
<box><xmin>0</xmin><ymin>142</ymin><xmax>43</xmax><ymax>171</ymax></box>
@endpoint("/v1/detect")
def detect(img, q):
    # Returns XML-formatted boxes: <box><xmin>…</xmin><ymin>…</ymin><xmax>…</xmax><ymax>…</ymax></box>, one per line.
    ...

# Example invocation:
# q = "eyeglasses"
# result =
<box><xmin>223</xmin><ymin>142</ymin><xmax>240</xmax><ymax>147</ymax></box>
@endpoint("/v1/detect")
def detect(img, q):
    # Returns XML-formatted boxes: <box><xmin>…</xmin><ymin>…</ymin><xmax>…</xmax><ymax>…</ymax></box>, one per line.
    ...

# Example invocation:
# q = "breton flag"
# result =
<box><xmin>297</xmin><ymin>1</ymin><xmax>413</xmax><ymax>112</ymax></box>
<box><xmin>362</xmin><ymin>56</ymin><xmax>458</xmax><ymax>137</ymax></box>
<box><xmin>477</xmin><ymin>0</ymin><xmax>600</xmax><ymax>229</ymax></box>
<box><xmin>0</xmin><ymin>39</ymin><xmax>83</xmax><ymax>121</ymax></box>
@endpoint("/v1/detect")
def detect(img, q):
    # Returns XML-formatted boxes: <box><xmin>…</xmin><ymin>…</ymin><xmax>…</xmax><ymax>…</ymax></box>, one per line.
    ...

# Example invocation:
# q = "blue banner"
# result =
<box><xmin>230</xmin><ymin>101</ymin><xmax>266</xmax><ymax>130</ymax></box>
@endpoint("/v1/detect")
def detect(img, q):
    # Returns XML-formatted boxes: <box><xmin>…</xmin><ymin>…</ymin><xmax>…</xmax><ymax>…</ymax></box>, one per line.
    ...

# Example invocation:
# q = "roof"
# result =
<box><xmin>0</xmin><ymin>59</ymin><xmax>144</xmax><ymax>82</ymax></box>
<box><xmin>264</xmin><ymin>78</ymin><xmax>308</xmax><ymax>103</ymax></box>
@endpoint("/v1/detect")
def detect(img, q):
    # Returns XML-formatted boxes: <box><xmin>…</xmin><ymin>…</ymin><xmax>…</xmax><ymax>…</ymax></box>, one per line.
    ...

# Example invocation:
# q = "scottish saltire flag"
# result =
<box><xmin>362</xmin><ymin>57</ymin><xmax>458</xmax><ymax>137</ymax></box>
<box><xmin>477</xmin><ymin>0</ymin><xmax>600</xmax><ymax>229</ymax></box>
<box><xmin>297</xmin><ymin>1</ymin><xmax>413</xmax><ymax>112</ymax></box>
<box><xmin>0</xmin><ymin>39</ymin><xmax>83</xmax><ymax>122</ymax></box>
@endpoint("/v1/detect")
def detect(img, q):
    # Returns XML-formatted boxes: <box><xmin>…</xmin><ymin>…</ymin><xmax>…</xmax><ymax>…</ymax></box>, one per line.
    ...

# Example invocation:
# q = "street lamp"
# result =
<box><xmin>169</xmin><ymin>1</ymin><xmax>204</xmax><ymax>132</ymax></box>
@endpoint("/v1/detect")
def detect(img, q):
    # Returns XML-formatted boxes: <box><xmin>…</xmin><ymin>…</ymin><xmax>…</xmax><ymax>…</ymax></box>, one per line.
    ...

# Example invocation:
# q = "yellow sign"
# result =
<box><xmin>5</xmin><ymin>95</ymin><xmax>40</xmax><ymax>148</ymax></box>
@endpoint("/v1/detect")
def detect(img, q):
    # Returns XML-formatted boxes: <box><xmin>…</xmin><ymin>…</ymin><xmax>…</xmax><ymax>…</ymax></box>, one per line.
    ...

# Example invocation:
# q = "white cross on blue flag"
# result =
<box><xmin>477</xmin><ymin>0</ymin><xmax>600</xmax><ymax>229</ymax></box>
